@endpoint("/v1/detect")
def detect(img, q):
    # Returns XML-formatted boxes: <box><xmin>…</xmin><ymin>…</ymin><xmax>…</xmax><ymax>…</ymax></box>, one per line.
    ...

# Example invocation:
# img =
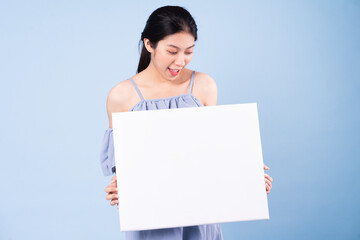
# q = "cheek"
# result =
<box><xmin>185</xmin><ymin>55</ymin><xmax>193</xmax><ymax>64</ymax></box>
<box><xmin>157</xmin><ymin>52</ymin><xmax>173</xmax><ymax>64</ymax></box>
<box><xmin>153</xmin><ymin>50</ymin><xmax>168</xmax><ymax>61</ymax></box>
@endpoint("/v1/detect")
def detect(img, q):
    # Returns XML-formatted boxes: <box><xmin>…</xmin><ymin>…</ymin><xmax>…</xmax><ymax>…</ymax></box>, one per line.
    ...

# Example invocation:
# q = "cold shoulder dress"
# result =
<box><xmin>100</xmin><ymin>71</ymin><xmax>223</xmax><ymax>240</ymax></box>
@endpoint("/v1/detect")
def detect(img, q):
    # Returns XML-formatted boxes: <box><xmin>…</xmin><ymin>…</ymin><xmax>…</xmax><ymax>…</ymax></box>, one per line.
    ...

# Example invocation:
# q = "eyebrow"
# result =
<box><xmin>167</xmin><ymin>44</ymin><xmax>195</xmax><ymax>49</ymax></box>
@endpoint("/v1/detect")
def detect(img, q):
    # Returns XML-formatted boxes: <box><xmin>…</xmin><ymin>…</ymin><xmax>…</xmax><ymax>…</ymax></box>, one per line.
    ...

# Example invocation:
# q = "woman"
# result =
<box><xmin>100</xmin><ymin>5</ymin><xmax>273</xmax><ymax>240</ymax></box>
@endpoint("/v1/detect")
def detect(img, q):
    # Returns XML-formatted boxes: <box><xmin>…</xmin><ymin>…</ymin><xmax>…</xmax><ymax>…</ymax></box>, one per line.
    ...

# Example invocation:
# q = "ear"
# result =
<box><xmin>144</xmin><ymin>38</ymin><xmax>154</xmax><ymax>53</ymax></box>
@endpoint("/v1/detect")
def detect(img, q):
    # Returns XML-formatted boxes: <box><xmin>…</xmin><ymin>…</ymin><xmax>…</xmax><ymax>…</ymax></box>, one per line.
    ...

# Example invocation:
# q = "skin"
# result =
<box><xmin>104</xmin><ymin>32</ymin><xmax>273</xmax><ymax>207</ymax></box>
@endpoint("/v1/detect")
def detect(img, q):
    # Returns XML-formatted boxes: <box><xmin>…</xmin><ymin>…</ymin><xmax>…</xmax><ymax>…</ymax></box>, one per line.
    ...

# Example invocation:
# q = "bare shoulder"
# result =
<box><xmin>107</xmin><ymin>80</ymin><xmax>131</xmax><ymax>111</ymax></box>
<box><xmin>193</xmin><ymin>72</ymin><xmax>218</xmax><ymax>106</ymax></box>
<box><xmin>106</xmin><ymin>79</ymin><xmax>138</xmax><ymax>128</ymax></box>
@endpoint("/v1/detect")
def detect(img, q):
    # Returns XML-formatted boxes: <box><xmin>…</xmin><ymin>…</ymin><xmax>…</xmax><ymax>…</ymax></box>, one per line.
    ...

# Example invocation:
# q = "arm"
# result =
<box><xmin>104</xmin><ymin>83</ymin><xmax>129</xmax><ymax>207</ymax></box>
<box><xmin>106</xmin><ymin>84</ymin><xmax>129</xmax><ymax>128</ymax></box>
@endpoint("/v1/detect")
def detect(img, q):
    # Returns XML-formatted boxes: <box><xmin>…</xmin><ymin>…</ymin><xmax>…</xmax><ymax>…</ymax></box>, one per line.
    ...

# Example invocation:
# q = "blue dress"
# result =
<box><xmin>100</xmin><ymin>71</ymin><xmax>223</xmax><ymax>240</ymax></box>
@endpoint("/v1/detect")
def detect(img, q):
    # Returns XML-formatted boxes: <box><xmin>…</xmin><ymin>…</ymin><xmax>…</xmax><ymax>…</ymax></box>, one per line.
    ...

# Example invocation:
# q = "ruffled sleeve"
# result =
<box><xmin>100</xmin><ymin>128</ymin><xmax>116</xmax><ymax>176</ymax></box>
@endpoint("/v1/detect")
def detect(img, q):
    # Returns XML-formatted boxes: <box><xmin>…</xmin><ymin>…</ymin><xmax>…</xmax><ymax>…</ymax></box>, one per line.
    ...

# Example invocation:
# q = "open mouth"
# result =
<box><xmin>168</xmin><ymin>68</ymin><xmax>181</xmax><ymax>76</ymax></box>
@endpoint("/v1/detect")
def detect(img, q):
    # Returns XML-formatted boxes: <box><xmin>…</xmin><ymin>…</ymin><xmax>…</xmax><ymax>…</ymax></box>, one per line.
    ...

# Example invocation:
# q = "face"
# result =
<box><xmin>144</xmin><ymin>31</ymin><xmax>195</xmax><ymax>80</ymax></box>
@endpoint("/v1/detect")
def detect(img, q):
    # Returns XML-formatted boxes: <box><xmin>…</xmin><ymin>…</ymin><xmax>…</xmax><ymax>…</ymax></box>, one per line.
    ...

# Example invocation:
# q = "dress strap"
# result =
<box><xmin>188</xmin><ymin>71</ymin><xmax>196</xmax><ymax>94</ymax></box>
<box><xmin>129</xmin><ymin>78</ymin><xmax>144</xmax><ymax>101</ymax></box>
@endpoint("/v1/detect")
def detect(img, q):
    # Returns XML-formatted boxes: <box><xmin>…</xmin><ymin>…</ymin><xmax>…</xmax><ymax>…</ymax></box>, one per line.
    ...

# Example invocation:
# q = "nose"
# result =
<box><xmin>174</xmin><ymin>53</ymin><xmax>185</xmax><ymax>67</ymax></box>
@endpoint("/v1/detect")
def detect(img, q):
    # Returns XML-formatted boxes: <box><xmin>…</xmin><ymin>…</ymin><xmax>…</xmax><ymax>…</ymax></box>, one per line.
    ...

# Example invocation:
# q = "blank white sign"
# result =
<box><xmin>112</xmin><ymin>103</ymin><xmax>269</xmax><ymax>231</ymax></box>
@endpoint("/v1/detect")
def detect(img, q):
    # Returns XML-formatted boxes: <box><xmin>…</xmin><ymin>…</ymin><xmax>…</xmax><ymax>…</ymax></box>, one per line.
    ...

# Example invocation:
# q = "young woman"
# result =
<box><xmin>100</xmin><ymin>5</ymin><xmax>273</xmax><ymax>240</ymax></box>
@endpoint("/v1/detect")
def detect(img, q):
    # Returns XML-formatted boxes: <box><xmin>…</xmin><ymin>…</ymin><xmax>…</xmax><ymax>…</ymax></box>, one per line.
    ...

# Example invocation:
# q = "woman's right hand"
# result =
<box><xmin>105</xmin><ymin>176</ymin><xmax>119</xmax><ymax>208</ymax></box>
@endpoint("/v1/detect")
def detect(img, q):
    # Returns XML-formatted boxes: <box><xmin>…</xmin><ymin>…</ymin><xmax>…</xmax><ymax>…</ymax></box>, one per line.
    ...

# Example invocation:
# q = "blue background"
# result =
<box><xmin>1</xmin><ymin>0</ymin><xmax>359</xmax><ymax>239</ymax></box>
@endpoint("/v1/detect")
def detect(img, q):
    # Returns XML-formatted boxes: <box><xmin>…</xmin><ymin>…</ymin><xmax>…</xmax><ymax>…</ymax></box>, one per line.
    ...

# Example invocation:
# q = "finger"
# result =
<box><xmin>108</xmin><ymin>181</ymin><xmax>117</xmax><ymax>188</ymax></box>
<box><xmin>264</xmin><ymin>174</ymin><xmax>273</xmax><ymax>182</ymax></box>
<box><xmin>110</xmin><ymin>200</ymin><xmax>119</xmax><ymax>206</ymax></box>
<box><xmin>105</xmin><ymin>183</ymin><xmax>115</xmax><ymax>190</ymax></box>
<box><xmin>263</xmin><ymin>164</ymin><xmax>270</xmax><ymax>170</ymax></box>
<box><xmin>105</xmin><ymin>186</ymin><xmax>118</xmax><ymax>193</ymax></box>
<box><xmin>106</xmin><ymin>193</ymin><xmax>119</xmax><ymax>201</ymax></box>
<box><xmin>106</xmin><ymin>194</ymin><xmax>118</xmax><ymax>201</ymax></box>
<box><xmin>107</xmin><ymin>182</ymin><xmax>117</xmax><ymax>190</ymax></box>
<box><xmin>265</xmin><ymin>182</ymin><xmax>271</xmax><ymax>191</ymax></box>
<box><xmin>265</xmin><ymin>179</ymin><xmax>272</xmax><ymax>188</ymax></box>
<box><xmin>110</xmin><ymin>180</ymin><xmax>118</xmax><ymax>188</ymax></box>
<box><xmin>111</xmin><ymin>176</ymin><xmax>117</xmax><ymax>183</ymax></box>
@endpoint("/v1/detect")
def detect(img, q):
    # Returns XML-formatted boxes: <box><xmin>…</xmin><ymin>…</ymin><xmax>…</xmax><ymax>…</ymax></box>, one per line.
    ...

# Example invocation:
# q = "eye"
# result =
<box><xmin>168</xmin><ymin>51</ymin><xmax>177</xmax><ymax>55</ymax></box>
<box><xmin>185</xmin><ymin>52</ymin><xmax>193</xmax><ymax>55</ymax></box>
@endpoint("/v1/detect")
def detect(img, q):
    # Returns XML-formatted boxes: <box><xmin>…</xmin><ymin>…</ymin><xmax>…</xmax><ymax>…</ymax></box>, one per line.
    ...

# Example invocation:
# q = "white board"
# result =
<box><xmin>112</xmin><ymin>103</ymin><xmax>269</xmax><ymax>231</ymax></box>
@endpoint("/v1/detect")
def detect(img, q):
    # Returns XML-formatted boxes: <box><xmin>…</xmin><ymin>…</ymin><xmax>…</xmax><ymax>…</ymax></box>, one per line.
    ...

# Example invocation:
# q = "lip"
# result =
<box><xmin>168</xmin><ymin>68</ymin><xmax>181</xmax><ymax>76</ymax></box>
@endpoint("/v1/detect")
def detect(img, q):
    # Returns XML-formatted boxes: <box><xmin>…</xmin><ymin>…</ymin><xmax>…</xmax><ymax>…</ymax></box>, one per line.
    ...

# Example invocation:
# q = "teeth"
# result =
<box><xmin>169</xmin><ymin>68</ymin><xmax>180</xmax><ymax>72</ymax></box>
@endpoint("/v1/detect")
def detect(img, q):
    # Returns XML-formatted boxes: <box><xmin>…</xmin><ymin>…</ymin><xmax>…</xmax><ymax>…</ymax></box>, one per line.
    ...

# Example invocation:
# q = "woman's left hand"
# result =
<box><xmin>264</xmin><ymin>164</ymin><xmax>273</xmax><ymax>194</ymax></box>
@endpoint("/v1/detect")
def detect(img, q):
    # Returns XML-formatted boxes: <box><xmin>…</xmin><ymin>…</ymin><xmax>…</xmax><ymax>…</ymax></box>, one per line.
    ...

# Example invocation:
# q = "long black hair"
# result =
<box><xmin>137</xmin><ymin>6</ymin><xmax>198</xmax><ymax>73</ymax></box>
